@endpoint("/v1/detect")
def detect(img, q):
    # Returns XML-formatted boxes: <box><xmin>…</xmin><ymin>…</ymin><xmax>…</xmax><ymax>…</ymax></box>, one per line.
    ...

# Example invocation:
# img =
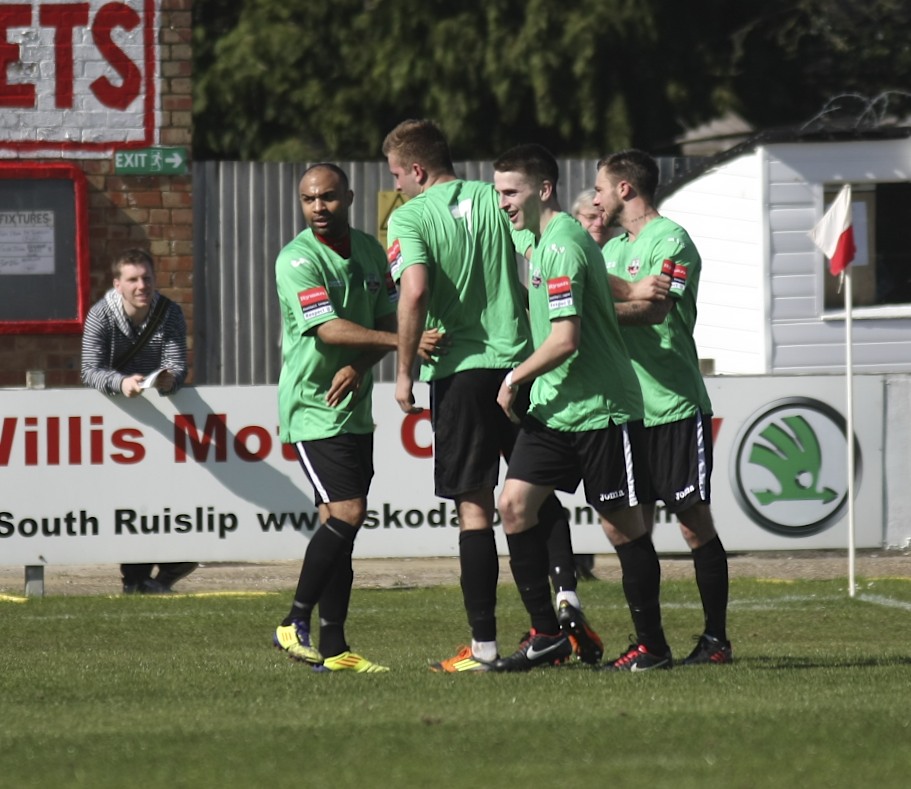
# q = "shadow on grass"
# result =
<box><xmin>735</xmin><ymin>655</ymin><xmax>911</xmax><ymax>669</ymax></box>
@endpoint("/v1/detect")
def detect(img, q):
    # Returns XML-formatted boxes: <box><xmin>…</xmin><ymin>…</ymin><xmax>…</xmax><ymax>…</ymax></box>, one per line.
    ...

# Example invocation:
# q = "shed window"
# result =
<box><xmin>824</xmin><ymin>183</ymin><xmax>911</xmax><ymax>309</ymax></box>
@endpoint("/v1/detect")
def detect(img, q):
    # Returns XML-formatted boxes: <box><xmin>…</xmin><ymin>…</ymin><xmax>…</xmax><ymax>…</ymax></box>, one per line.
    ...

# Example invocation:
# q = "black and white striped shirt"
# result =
<box><xmin>81</xmin><ymin>289</ymin><xmax>188</xmax><ymax>396</ymax></box>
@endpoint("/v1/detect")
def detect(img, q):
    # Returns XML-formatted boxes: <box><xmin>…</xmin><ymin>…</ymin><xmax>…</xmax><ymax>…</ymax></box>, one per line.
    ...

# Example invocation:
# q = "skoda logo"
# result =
<box><xmin>730</xmin><ymin>397</ymin><xmax>860</xmax><ymax>537</ymax></box>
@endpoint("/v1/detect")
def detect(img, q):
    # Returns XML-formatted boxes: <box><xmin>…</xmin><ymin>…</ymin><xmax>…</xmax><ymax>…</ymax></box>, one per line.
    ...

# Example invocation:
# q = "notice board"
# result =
<box><xmin>0</xmin><ymin>162</ymin><xmax>89</xmax><ymax>334</ymax></box>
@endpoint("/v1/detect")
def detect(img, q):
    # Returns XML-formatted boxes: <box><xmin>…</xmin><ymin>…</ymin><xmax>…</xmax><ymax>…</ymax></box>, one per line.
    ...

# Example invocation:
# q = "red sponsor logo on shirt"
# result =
<box><xmin>298</xmin><ymin>287</ymin><xmax>329</xmax><ymax>308</ymax></box>
<box><xmin>386</xmin><ymin>239</ymin><xmax>403</xmax><ymax>277</ymax></box>
<box><xmin>661</xmin><ymin>259</ymin><xmax>675</xmax><ymax>277</ymax></box>
<box><xmin>548</xmin><ymin>276</ymin><xmax>571</xmax><ymax>296</ymax></box>
<box><xmin>387</xmin><ymin>239</ymin><xmax>402</xmax><ymax>264</ymax></box>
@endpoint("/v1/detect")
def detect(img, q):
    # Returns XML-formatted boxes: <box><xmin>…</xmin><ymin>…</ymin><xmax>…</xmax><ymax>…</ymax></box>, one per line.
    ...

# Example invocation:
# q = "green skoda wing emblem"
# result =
<box><xmin>731</xmin><ymin>397</ymin><xmax>858</xmax><ymax>537</ymax></box>
<box><xmin>748</xmin><ymin>416</ymin><xmax>838</xmax><ymax>505</ymax></box>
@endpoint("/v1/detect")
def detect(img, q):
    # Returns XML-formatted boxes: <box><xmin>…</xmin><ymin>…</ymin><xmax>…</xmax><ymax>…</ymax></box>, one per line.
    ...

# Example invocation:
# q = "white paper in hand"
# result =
<box><xmin>139</xmin><ymin>368</ymin><xmax>166</xmax><ymax>390</ymax></box>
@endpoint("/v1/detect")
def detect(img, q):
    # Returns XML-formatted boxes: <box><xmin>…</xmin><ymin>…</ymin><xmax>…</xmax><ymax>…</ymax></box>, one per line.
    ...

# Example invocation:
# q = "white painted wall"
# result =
<box><xmin>884</xmin><ymin>376</ymin><xmax>911</xmax><ymax>549</ymax></box>
<box><xmin>660</xmin><ymin>151</ymin><xmax>769</xmax><ymax>374</ymax></box>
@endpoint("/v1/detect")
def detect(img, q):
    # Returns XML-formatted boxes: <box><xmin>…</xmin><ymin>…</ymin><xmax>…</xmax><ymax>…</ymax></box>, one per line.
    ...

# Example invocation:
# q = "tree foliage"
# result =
<box><xmin>192</xmin><ymin>0</ymin><xmax>911</xmax><ymax>161</ymax></box>
<box><xmin>727</xmin><ymin>0</ymin><xmax>911</xmax><ymax>128</ymax></box>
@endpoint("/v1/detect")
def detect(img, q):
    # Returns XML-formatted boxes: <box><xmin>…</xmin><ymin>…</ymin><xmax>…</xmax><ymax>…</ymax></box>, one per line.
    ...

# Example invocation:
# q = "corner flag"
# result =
<box><xmin>809</xmin><ymin>184</ymin><xmax>856</xmax><ymax>276</ymax></box>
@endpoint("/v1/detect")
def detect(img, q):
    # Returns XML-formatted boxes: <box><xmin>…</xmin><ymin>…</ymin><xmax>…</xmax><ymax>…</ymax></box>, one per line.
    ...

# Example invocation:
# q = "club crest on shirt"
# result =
<box><xmin>531</xmin><ymin>267</ymin><xmax>543</xmax><ymax>288</ymax></box>
<box><xmin>386</xmin><ymin>239</ymin><xmax>403</xmax><ymax>278</ymax></box>
<box><xmin>365</xmin><ymin>272</ymin><xmax>381</xmax><ymax>295</ymax></box>
<box><xmin>547</xmin><ymin>276</ymin><xmax>573</xmax><ymax>309</ymax></box>
<box><xmin>626</xmin><ymin>258</ymin><xmax>641</xmax><ymax>278</ymax></box>
<box><xmin>298</xmin><ymin>286</ymin><xmax>334</xmax><ymax>321</ymax></box>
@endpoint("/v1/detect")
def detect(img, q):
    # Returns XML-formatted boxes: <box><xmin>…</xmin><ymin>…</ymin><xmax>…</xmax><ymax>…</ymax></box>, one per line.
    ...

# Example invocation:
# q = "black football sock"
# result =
<box><xmin>458</xmin><ymin>529</ymin><xmax>499</xmax><ymax>643</ymax></box>
<box><xmin>537</xmin><ymin>495</ymin><xmax>577</xmax><ymax>593</ymax></box>
<box><xmin>692</xmin><ymin>535</ymin><xmax>729</xmax><ymax>643</ymax></box>
<box><xmin>614</xmin><ymin>533</ymin><xmax>669</xmax><ymax>655</ymax></box>
<box><xmin>506</xmin><ymin>528</ymin><xmax>560</xmax><ymax>635</ymax></box>
<box><xmin>283</xmin><ymin>516</ymin><xmax>358</xmax><ymax>627</ymax></box>
<box><xmin>317</xmin><ymin>538</ymin><xmax>355</xmax><ymax>657</ymax></box>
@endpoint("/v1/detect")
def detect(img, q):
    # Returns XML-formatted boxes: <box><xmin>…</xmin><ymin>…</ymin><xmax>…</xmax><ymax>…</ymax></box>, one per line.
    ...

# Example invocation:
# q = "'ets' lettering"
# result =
<box><xmin>0</xmin><ymin>2</ymin><xmax>143</xmax><ymax>110</ymax></box>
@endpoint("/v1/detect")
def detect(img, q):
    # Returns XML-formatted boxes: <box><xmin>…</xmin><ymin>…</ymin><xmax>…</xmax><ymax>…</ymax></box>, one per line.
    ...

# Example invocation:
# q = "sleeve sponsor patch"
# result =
<box><xmin>671</xmin><ymin>263</ymin><xmax>687</xmax><ymax>295</ymax></box>
<box><xmin>298</xmin><ymin>286</ymin><xmax>335</xmax><ymax>321</ymax></box>
<box><xmin>386</xmin><ymin>239</ymin><xmax>403</xmax><ymax>279</ymax></box>
<box><xmin>384</xmin><ymin>269</ymin><xmax>399</xmax><ymax>303</ymax></box>
<box><xmin>547</xmin><ymin>276</ymin><xmax>573</xmax><ymax>310</ymax></box>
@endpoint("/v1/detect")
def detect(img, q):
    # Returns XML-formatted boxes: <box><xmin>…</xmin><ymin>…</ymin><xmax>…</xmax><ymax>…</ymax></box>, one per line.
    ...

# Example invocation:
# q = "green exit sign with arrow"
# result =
<box><xmin>114</xmin><ymin>147</ymin><xmax>189</xmax><ymax>175</ymax></box>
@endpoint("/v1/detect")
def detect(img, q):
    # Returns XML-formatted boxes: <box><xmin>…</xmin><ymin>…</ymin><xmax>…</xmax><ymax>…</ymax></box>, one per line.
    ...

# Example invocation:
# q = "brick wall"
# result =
<box><xmin>0</xmin><ymin>0</ymin><xmax>194</xmax><ymax>388</ymax></box>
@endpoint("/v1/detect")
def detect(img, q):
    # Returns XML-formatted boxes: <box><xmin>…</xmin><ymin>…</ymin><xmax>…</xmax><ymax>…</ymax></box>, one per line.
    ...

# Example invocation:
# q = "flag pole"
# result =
<box><xmin>844</xmin><ymin>268</ymin><xmax>856</xmax><ymax>598</ymax></box>
<box><xmin>808</xmin><ymin>182</ymin><xmax>857</xmax><ymax>598</ymax></box>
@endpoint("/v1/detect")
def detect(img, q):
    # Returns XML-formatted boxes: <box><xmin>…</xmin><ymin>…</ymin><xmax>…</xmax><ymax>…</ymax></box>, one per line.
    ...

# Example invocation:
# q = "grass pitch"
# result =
<box><xmin>2</xmin><ymin>576</ymin><xmax>909</xmax><ymax>788</ymax></box>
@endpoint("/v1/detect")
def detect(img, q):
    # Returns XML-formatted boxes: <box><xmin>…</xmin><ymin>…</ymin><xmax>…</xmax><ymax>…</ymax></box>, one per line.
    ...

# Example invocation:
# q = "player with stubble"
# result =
<box><xmin>594</xmin><ymin>149</ymin><xmax>731</xmax><ymax>665</ymax></box>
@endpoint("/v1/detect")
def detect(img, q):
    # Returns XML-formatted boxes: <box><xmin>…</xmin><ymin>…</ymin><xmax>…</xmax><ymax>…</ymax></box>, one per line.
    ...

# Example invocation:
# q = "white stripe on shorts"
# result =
<box><xmin>695</xmin><ymin>409</ymin><xmax>708</xmax><ymax>500</ymax></box>
<box><xmin>294</xmin><ymin>441</ymin><xmax>329</xmax><ymax>503</ymax></box>
<box><xmin>621</xmin><ymin>423</ymin><xmax>639</xmax><ymax>507</ymax></box>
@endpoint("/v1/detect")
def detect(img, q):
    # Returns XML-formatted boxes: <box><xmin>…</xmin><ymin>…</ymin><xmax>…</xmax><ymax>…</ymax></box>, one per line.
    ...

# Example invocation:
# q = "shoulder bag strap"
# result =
<box><xmin>112</xmin><ymin>295</ymin><xmax>172</xmax><ymax>372</ymax></box>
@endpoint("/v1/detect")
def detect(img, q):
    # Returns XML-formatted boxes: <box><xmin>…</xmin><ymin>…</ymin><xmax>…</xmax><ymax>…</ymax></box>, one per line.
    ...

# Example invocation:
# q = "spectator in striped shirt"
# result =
<box><xmin>81</xmin><ymin>248</ymin><xmax>196</xmax><ymax>593</ymax></box>
<box><xmin>81</xmin><ymin>248</ymin><xmax>187</xmax><ymax>397</ymax></box>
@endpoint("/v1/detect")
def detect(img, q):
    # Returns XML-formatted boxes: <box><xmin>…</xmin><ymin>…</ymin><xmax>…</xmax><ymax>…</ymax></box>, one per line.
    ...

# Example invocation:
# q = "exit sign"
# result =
<box><xmin>114</xmin><ymin>147</ymin><xmax>188</xmax><ymax>175</ymax></box>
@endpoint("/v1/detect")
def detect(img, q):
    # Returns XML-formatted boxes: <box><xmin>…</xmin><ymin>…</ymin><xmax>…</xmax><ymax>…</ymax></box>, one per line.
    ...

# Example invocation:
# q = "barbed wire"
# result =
<box><xmin>801</xmin><ymin>91</ymin><xmax>911</xmax><ymax>131</ymax></box>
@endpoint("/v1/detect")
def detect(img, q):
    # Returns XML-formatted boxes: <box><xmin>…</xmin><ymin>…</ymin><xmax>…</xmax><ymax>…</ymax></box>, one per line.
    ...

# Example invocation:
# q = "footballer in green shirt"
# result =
<box><xmin>272</xmin><ymin>163</ymin><xmax>439</xmax><ymax>674</ymax></box>
<box><xmin>595</xmin><ymin>149</ymin><xmax>731</xmax><ymax>667</ymax></box>
<box><xmin>491</xmin><ymin>143</ymin><xmax>671</xmax><ymax>673</ymax></box>
<box><xmin>383</xmin><ymin>120</ymin><xmax>601</xmax><ymax>673</ymax></box>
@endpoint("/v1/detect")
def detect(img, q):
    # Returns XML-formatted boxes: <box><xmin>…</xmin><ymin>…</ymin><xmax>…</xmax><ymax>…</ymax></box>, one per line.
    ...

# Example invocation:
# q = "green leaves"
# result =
<box><xmin>192</xmin><ymin>0</ymin><xmax>911</xmax><ymax>161</ymax></box>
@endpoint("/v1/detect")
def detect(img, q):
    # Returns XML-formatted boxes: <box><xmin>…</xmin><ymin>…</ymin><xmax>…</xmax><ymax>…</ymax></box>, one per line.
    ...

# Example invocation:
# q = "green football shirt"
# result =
<box><xmin>525</xmin><ymin>212</ymin><xmax>643</xmax><ymax>431</ymax></box>
<box><xmin>275</xmin><ymin>228</ymin><xmax>396</xmax><ymax>442</ymax></box>
<box><xmin>603</xmin><ymin>215</ymin><xmax>712</xmax><ymax>426</ymax></box>
<box><xmin>387</xmin><ymin>179</ymin><xmax>532</xmax><ymax>380</ymax></box>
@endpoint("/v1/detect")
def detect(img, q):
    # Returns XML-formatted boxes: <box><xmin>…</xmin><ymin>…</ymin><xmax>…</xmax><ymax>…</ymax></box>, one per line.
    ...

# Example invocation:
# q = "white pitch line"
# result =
<box><xmin>857</xmin><ymin>593</ymin><xmax>911</xmax><ymax>612</ymax></box>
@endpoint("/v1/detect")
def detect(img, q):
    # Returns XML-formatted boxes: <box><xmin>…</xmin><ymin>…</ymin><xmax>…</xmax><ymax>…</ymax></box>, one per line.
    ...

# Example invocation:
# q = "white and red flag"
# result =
<box><xmin>809</xmin><ymin>184</ymin><xmax>856</xmax><ymax>276</ymax></box>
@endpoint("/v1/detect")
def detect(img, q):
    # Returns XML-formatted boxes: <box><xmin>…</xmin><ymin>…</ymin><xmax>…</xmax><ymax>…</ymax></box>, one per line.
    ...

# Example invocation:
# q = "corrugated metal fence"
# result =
<box><xmin>192</xmin><ymin>157</ymin><xmax>695</xmax><ymax>385</ymax></box>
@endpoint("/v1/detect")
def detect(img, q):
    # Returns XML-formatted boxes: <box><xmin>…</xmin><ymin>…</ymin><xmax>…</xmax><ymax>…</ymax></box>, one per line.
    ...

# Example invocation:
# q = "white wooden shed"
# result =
<box><xmin>657</xmin><ymin>127</ymin><xmax>911</xmax><ymax>375</ymax></box>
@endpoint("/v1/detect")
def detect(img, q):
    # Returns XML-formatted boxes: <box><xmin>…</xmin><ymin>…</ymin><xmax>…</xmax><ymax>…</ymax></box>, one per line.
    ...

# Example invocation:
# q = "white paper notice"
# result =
<box><xmin>0</xmin><ymin>211</ymin><xmax>55</xmax><ymax>275</ymax></box>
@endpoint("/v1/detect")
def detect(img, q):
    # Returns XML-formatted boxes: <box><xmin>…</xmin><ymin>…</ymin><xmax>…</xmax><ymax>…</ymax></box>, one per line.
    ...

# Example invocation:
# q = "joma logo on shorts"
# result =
<box><xmin>598</xmin><ymin>490</ymin><xmax>624</xmax><ymax>502</ymax></box>
<box><xmin>675</xmin><ymin>484</ymin><xmax>695</xmax><ymax>501</ymax></box>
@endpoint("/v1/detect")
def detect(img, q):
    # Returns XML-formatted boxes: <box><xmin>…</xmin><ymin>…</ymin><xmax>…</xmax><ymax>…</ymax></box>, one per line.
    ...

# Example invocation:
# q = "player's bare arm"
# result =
<box><xmin>315</xmin><ymin>315</ymin><xmax>397</xmax><ymax>350</ymax></box>
<box><xmin>609</xmin><ymin>273</ymin><xmax>669</xmax><ymax>302</ymax></box>
<box><xmin>613</xmin><ymin>297</ymin><xmax>674</xmax><ymax>326</ymax></box>
<box><xmin>320</xmin><ymin>313</ymin><xmax>393</xmax><ymax>406</ymax></box>
<box><xmin>395</xmin><ymin>264</ymin><xmax>430</xmax><ymax>414</ymax></box>
<box><xmin>497</xmin><ymin>317</ymin><xmax>580</xmax><ymax>422</ymax></box>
